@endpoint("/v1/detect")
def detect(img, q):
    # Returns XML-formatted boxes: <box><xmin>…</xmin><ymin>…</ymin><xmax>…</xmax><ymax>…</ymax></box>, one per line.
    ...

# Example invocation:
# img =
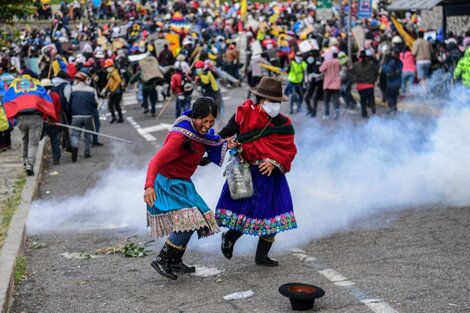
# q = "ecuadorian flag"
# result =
<box><xmin>2</xmin><ymin>75</ymin><xmax>56</xmax><ymax>121</ymax></box>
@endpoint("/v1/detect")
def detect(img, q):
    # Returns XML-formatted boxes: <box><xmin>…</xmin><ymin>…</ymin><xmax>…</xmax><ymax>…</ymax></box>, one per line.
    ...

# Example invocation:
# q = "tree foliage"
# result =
<box><xmin>0</xmin><ymin>0</ymin><xmax>35</xmax><ymax>23</ymax></box>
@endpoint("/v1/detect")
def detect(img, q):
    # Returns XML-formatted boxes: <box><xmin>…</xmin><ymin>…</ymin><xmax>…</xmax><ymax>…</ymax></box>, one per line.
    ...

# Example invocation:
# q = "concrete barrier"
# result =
<box><xmin>0</xmin><ymin>138</ymin><xmax>46</xmax><ymax>313</ymax></box>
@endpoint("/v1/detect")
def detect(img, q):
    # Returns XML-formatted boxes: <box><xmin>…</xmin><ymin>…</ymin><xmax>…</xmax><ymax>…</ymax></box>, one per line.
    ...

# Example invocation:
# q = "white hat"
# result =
<box><xmin>445</xmin><ymin>38</ymin><xmax>457</xmax><ymax>45</ymax></box>
<box><xmin>392</xmin><ymin>36</ymin><xmax>402</xmax><ymax>44</ymax></box>
<box><xmin>40</xmin><ymin>78</ymin><xmax>53</xmax><ymax>87</ymax></box>
<box><xmin>95</xmin><ymin>51</ymin><xmax>105</xmax><ymax>58</ymax></box>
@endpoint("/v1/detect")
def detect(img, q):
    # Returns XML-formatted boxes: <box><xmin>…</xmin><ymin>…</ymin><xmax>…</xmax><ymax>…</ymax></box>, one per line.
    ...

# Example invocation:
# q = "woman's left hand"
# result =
<box><xmin>259</xmin><ymin>161</ymin><xmax>275</xmax><ymax>176</ymax></box>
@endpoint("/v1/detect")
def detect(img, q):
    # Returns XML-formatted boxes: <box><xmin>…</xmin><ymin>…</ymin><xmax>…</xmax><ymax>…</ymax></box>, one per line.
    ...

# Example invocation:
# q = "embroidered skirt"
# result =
<box><xmin>215</xmin><ymin>165</ymin><xmax>297</xmax><ymax>236</ymax></box>
<box><xmin>147</xmin><ymin>174</ymin><xmax>219</xmax><ymax>238</ymax></box>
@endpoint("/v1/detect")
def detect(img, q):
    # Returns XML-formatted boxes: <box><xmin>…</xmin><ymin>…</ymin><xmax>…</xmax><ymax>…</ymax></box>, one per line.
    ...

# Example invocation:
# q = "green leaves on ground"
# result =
<box><xmin>60</xmin><ymin>236</ymin><xmax>154</xmax><ymax>260</ymax></box>
<box><xmin>30</xmin><ymin>241</ymin><xmax>47</xmax><ymax>249</ymax></box>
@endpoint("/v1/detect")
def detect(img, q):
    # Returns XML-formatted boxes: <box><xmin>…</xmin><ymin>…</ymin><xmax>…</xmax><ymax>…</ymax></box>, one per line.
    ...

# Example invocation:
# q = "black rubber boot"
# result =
<box><xmin>255</xmin><ymin>236</ymin><xmax>278</xmax><ymax>266</ymax></box>
<box><xmin>71</xmin><ymin>147</ymin><xmax>78</xmax><ymax>162</ymax></box>
<box><xmin>172</xmin><ymin>249</ymin><xmax>196</xmax><ymax>273</ymax></box>
<box><xmin>151</xmin><ymin>243</ymin><xmax>178</xmax><ymax>280</ymax></box>
<box><xmin>221</xmin><ymin>230</ymin><xmax>242</xmax><ymax>260</ymax></box>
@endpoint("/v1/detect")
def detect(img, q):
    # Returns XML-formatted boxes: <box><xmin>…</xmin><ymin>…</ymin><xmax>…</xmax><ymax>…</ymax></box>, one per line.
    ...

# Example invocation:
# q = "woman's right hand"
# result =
<box><xmin>144</xmin><ymin>187</ymin><xmax>156</xmax><ymax>207</ymax></box>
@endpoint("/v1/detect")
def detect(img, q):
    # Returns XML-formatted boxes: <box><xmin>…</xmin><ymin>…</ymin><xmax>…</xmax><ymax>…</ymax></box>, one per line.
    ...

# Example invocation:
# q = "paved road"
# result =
<box><xmin>11</xmin><ymin>86</ymin><xmax>470</xmax><ymax>313</ymax></box>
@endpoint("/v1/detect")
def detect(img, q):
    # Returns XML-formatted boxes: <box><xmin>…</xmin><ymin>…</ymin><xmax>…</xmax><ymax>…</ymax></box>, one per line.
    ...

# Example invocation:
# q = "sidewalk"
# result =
<box><xmin>0</xmin><ymin>129</ymin><xmax>45</xmax><ymax>313</ymax></box>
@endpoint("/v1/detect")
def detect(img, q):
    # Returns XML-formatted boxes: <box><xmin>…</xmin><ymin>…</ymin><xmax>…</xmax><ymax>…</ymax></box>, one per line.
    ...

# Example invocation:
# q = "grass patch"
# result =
<box><xmin>0</xmin><ymin>177</ymin><xmax>26</xmax><ymax>250</ymax></box>
<box><xmin>14</xmin><ymin>256</ymin><xmax>28</xmax><ymax>283</ymax></box>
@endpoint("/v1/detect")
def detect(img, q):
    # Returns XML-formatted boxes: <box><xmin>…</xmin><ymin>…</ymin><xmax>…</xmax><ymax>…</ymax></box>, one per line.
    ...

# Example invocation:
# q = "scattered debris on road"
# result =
<box><xmin>223</xmin><ymin>290</ymin><xmax>255</xmax><ymax>301</ymax></box>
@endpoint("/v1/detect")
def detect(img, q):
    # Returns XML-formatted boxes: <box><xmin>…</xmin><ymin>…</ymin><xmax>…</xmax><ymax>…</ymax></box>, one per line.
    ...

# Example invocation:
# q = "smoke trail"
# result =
<box><xmin>28</xmin><ymin>86</ymin><xmax>470</xmax><ymax>256</ymax></box>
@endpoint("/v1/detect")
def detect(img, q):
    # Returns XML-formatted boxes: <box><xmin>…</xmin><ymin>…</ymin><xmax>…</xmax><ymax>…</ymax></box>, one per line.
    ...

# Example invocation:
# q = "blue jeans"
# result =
<box><xmin>285</xmin><ymin>82</ymin><xmax>303</xmax><ymax>113</ymax></box>
<box><xmin>71</xmin><ymin>116</ymin><xmax>93</xmax><ymax>156</ymax></box>
<box><xmin>401</xmin><ymin>71</ymin><xmax>415</xmax><ymax>94</ymax></box>
<box><xmin>142</xmin><ymin>88</ymin><xmax>157</xmax><ymax>114</ymax></box>
<box><xmin>340</xmin><ymin>82</ymin><xmax>356</xmax><ymax>107</ymax></box>
<box><xmin>175</xmin><ymin>94</ymin><xmax>191</xmax><ymax>117</ymax></box>
<box><xmin>417</xmin><ymin>62</ymin><xmax>431</xmax><ymax>80</ymax></box>
<box><xmin>168</xmin><ymin>231</ymin><xmax>194</xmax><ymax>247</ymax></box>
<box><xmin>42</xmin><ymin>123</ymin><xmax>61</xmax><ymax>163</ymax></box>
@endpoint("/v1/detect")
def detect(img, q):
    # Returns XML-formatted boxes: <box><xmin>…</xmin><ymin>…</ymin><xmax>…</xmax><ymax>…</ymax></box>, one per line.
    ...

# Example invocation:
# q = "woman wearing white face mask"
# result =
<box><xmin>216</xmin><ymin>77</ymin><xmax>298</xmax><ymax>267</ymax></box>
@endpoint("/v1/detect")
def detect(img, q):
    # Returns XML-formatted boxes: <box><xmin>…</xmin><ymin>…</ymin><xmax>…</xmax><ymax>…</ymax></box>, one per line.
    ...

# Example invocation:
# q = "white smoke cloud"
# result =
<box><xmin>27</xmin><ymin>87</ymin><xmax>470</xmax><ymax>256</ymax></box>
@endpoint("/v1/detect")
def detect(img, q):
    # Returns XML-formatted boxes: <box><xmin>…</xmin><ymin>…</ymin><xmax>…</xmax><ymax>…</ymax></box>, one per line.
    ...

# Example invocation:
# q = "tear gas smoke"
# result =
<box><xmin>27</xmin><ymin>86</ymin><xmax>470</xmax><ymax>255</ymax></box>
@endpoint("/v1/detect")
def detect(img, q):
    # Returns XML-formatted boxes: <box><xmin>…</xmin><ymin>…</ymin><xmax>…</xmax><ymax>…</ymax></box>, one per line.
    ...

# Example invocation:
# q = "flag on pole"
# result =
<box><xmin>240</xmin><ymin>0</ymin><xmax>247</xmax><ymax>21</ymax></box>
<box><xmin>391</xmin><ymin>16</ymin><xmax>415</xmax><ymax>50</ymax></box>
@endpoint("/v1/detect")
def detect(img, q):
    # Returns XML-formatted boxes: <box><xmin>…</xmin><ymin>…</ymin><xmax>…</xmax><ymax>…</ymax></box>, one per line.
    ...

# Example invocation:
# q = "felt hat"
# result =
<box><xmin>249</xmin><ymin>77</ymin><xmax>288</xmax><ymax>102</ymax></box>
<box><xmin>279</xmin><ymin>283</ymin><xmax>325</xmax><ymax>311</ymax></box>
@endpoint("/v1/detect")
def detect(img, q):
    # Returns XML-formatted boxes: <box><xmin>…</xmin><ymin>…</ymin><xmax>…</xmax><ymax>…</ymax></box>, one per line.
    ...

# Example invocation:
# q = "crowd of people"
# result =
<box><xmin>1</xmin><ymin>0</ymin><xmax>470</xmax><ymax>278</ymax></box>
<box><xmin>0</xmin><ymin>0</ymin><xmax>469</xmax><ymax>166</ymax></box>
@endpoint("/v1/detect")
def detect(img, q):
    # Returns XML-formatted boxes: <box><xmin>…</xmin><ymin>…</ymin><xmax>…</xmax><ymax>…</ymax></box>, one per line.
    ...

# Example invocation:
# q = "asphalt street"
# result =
<box><xmin>11</xmin><ymin>85</ymin><xmax>470</xmax><ymax>313</ymax></box>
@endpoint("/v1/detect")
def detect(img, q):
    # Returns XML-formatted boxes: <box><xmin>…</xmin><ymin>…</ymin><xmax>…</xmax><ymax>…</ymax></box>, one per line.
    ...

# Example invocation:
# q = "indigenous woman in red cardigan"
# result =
<box><xmin>143</xmin><ymin>97</ymin><xmax>228</xmax><ymax>280</ymax></box>
<box><xmin>217</xmin><ymin>76</ymin><xmax>297</xmax><ymax>266</ymax></box>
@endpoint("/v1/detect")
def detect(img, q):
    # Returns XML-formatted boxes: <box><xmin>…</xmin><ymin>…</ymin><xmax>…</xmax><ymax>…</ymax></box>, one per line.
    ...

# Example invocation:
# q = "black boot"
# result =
<box><xmin>71</xmin><ymin>147</ymin><xmax>78</xmax><ymax>162</ymax></box>
<box><xmin>151</xmin><ymin>243</ymin><xmax>178</xmax><ymax>280</ymax></box>
<box><xmin>172</xmin><ymin>248</ymin><xmax>196</xmax><ymax>273</ymax></box>
<box><xmin>255</xmin><ymin>237</ymin><xmax>278</xmax><ymax>266</ymax></box>
<box><xmin>221</xmin><ymin>230</ymin><xmax>242</xmax><ymax>259</ymax></box>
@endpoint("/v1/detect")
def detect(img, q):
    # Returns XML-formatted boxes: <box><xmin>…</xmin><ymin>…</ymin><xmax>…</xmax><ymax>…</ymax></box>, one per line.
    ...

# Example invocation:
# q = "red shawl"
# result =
<box><xmin>235</xmin><ymin>100</ymin><xmax>297</xmax><ymax>173</ymax></box>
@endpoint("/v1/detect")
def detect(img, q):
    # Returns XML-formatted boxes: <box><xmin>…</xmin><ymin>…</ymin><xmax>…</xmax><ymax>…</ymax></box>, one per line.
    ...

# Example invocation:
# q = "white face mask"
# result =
<box><xmin>263</xmin><ymin>101</ymin><xmax>281</xmax><ymax>118</ymax></box>
<box><xmin>106</xmin><ymin>67</ymin><xmax>113</xmax><ymax>73</ymax></box>
<box><xmin>307</xmin><ymin>56</ymin><xmax>315</xmax><ymax>64</ymax></box>
<box><xmin>295</xmin><ymin>56</ymin><xmax>302</xmax><ymax>63</ymax></box>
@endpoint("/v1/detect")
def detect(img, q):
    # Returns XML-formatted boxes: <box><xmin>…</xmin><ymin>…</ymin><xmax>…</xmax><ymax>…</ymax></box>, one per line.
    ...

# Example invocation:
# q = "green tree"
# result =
<box><xmin>0</xmin><ymin>0</ymin><xmax>35</xmax><ymax>23</ymax></box>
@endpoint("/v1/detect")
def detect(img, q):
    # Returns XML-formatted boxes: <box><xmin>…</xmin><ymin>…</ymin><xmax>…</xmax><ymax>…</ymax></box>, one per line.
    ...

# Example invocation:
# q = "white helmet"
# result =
<box><xmin>380</xmin><ymin>44</ymin><xmax>390</xmax><ymax>54</ymax></box>
<box><xmin>392</xmin><ymin>35</ymin><xmax>402</xmax><ymax>44</ymax></box>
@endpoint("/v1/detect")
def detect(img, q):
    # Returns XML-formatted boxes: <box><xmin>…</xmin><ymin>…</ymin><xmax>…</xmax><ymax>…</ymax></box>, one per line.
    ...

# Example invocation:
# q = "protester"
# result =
<box><xmin>382</xmin><ymin>47</ymin><xmax>404</xmax><ymax>114</ymax></box>
<box><xmin>40</xmin><ymin>78</ymin><xmax>62</xmax><ymax>165</ymax></box>
<box><xmin>51</xmin><ymin>71</ymin><xmax>73</xmax><ymax>152</ymax></box>
<box><xmin>69</xmin><ymin>72</ymin><xmax>98</xmax><ymax>161</ymax></box>
<box><xmin>412</xmin><ymin>30</ymin><xmax>433</xmax><ymax>83</ymax></box>
<box><xmin>286</xmin><ymin>52</ymin><xmax>307</xmax><ymax>114</ymax></box>
<box><xmin>170</xmin><ymin>65</ymin><xmax>193</xmax><ymax>118</ymax></box>
<box><xmin>2</xmin><ymin>75</ymin><xmax>56</xmax><ymax>176</ymax></box>
<box><xmin>0</xmin><ymin>73</ymin><xmax>11</xmax><ymax>152</ymax></box>
<box><xmin>143</xmin><ymin>97</ymin><xmax>229</xmax><ymax>280</ymax></box>
<box><xmin>216</xmin><ymin>77</ymin><xmax>297</xmax><ymax>266</ymax></box>
<box><xmin>339</xmin><ymin>52</ymin><xmax>357</xmax><ymax>109</ymax></box>
<box><xmin>320</xmin><ymin>48</ymin><xmax>342</xmax><ymax>120</ymax></box>
<box><xmin>194</xmin><ymin>60</ymin><xmax>222</xmax><ymax>111</ymax></box>
<box><xmin>352</xmin><ymin>50</ymin><xmax>379</xmax><ymax>118</ymax></box>
<box><xmin>304</xmin><ymin>54</ymin><xmax>324</xmax><ymax>117</ymax></box>
<box><xmin>102</xmin><ymin>59</ymin><xmax>123</xmax><ymax>123</ymax></box>
<box><xmin>399</xmin><ymin>46</ymin><xmax>416</xmax><ymax>96</ymax></box>
<box><xmin>454</xmin><ymin>47</ymin><xmax>470</xmax><ymax>87</ymax></box>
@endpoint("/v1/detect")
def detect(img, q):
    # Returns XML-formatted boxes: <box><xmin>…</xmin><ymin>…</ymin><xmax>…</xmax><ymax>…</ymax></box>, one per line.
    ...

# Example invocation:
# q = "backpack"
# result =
<box><xmin>181</xmin><ymin>74</ymin><xmax>193</xmax><ymax>95</ymax></box>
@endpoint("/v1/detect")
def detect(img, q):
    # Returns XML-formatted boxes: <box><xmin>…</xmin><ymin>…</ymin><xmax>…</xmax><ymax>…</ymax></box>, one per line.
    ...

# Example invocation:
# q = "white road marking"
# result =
<box><xmin>318</xmin><ymin>268</ymin><xmax>349</xmax><ymax>282</ymax></box>
<box><xmin>105</xmin><ymin>110</ymin><xmax>127</xmax><ymax>116</ymax></box>
<box><xmin>138</xmin><ymin>123</ymin><xmax>172</xmax><ymax>134</ymax></box>
<box><xmin>126</xmin><ymin>117</ymin><xmax>172</xmax><ymax>143</ymax></box>
<box><xmin>290</xmin><ymin>250</ymin><xmax>400</xmax><ymax>313</ymax></box>
<box><xmin>334</xmin><ymin>280</ymin><xmax>355</xmax><ymax>287</ymax></box>
<box><xmin>361</xmin><ymin>300</ymin><xmax>400</xmax><ymax>313</ymax></box>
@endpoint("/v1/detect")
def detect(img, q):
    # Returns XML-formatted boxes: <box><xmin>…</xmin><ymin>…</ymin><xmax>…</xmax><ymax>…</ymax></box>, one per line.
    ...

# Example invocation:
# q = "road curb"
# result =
<box><xmin>0</xmin><ymin>138</ymin><xmax>47</xmax><ymax>313</ymax></box>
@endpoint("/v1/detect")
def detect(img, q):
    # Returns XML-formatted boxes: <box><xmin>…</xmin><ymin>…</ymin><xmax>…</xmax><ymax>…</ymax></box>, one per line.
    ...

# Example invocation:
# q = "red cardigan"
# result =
<box><xmin>144</xmin><ymin>132</ymin><xmax>206</xmax><ymax>189</ymax></box>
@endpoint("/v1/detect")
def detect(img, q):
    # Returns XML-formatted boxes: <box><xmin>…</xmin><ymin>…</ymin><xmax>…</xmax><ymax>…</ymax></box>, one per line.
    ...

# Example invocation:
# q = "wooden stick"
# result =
<box><xmin>155</xmin><ymin>95</ymin><xmax>174</xmax><ymax>121</ymax></box>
